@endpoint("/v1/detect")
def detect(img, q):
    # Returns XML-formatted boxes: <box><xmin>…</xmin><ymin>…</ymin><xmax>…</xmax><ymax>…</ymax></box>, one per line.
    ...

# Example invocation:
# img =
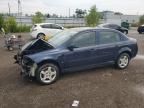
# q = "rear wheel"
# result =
<box><xmin>115</xmin><ymin>53</ymin><xmax>130</xmax><ymax>69</ymax></box>
<box><xmin>36</xmin><ymin>63</ymin><xmax>59</xmax><ymax>85</ymax></box>
<box><xmin>124</xmin><ymin>31</ymin><xmax>128</xmax><ymax>34</ymax></box>
<box><xmin>37</xmin><ymin>33</ymin><xmax>45</xmax><ymax>39</ymax></box>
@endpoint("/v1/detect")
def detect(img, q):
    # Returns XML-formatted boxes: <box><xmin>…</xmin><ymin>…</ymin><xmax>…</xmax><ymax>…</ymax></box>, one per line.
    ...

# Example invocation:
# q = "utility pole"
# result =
<box><xmin>8</xmin><ymin>3</ymin><xmax>11</xmax><ymax>16</ymax></box>
<box><xmin>69</xmin><ymin>8</ymin><xmax>71</xmax><ymax>18</ymax></box>
<box><xmin>18</xmin><ymin>0</ymin><xmax>20</xmax><ymax>16</ymax></box>
<box><xmin>18</xmin><ymin>0</ymin><xmax>22</xmax><ymax>34</ymax></box>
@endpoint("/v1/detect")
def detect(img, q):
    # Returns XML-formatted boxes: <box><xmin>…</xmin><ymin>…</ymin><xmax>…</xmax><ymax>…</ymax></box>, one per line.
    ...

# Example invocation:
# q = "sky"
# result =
<box><xmin>0</xmin><ymin>0</ymin><xmax>144</xmax><ymax>16</ymax></box>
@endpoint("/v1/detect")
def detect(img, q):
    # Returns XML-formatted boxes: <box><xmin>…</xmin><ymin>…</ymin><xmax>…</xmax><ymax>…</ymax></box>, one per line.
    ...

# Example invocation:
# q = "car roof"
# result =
<box><xmin>98</xmin><ymin>23</ymin><xmax>110</xmax><ymax>26</ymax></box>
<box><xmin>65</xmin><ymin>27</ymin><xmax>116</xmax><ymax>33</ymax></box>
<box><xmin>35</xmin><ymin>23</ymin><xmax>62</xmax><ymax>26</ymax></box>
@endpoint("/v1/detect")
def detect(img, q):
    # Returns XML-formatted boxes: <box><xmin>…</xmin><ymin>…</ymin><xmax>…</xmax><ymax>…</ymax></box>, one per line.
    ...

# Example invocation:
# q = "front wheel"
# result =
<box><xmin>115</xmin><ymin>53</ymin><xmax>130</xmax><ymax>69</ymax></box>
<box><xmin>36</xmin><ymin>63</ymin><xmax>59</xmax><ymax>85</ymax></box>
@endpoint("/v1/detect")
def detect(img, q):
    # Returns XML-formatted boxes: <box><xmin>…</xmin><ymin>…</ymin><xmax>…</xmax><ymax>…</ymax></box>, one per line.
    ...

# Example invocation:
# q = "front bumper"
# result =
<box><xmin>14</xmin><ymin>53</ymin><xmax>22</xmax><ymax>64</ymax></box>
<box><xmin>20</xmin><ymin>57</ymin><xmax>37</xmax><ymax>77</ymax></box>
<box><xmin>21</xmin><ymin>65</ymin><xmax>31</xmax><ymax>76</ymax></box>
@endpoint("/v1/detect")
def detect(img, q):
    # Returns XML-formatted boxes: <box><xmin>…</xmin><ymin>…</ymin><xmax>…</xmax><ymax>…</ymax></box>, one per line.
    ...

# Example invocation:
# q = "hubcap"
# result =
<box><xmin>119</xmin><ymin>55</ymin><xmax>129</xmax><ymax>68</ymax></box>
<box><xmin>124</xmin><ymin>31</ymin><xmax>127</xmax><ymax>35</ymax></box>
<box><xmin>40</xmin><ymin>66</ymin><xmax>56</xmax><ymax>83</ymax></box>
<box><xmin>38</xmin><ymin>34</ymin><xmax>44</xmax><ymax>39</ymax></box>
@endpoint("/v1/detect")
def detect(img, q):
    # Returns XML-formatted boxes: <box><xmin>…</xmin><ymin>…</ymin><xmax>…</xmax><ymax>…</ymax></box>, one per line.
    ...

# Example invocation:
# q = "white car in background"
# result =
<box><xmin>30</xmin><ymin>23</ymin><xmax>64</xmax><ymax>39</ymax></box>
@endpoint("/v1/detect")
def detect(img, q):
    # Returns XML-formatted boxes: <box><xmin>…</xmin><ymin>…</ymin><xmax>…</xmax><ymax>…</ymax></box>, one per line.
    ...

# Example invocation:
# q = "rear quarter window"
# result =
<box><xmin>120</xmin><ymin>33</ymin><xmax>129</xmax><ymax>41</ymax></box>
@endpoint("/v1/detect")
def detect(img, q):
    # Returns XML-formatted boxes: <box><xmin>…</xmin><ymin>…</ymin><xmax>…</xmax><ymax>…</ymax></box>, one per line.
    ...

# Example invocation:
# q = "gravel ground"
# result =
<box><xmin>0</xmin><ymin>28</ymin><xmax>144</xmax><ymax>108</ymax></box>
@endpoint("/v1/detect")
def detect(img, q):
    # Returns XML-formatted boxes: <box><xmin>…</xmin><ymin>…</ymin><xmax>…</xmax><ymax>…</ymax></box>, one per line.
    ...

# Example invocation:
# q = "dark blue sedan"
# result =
<box><xmin>17</xmin><ymin>28</ymin><xmax>138</xmax><ymax>84</ymax></box>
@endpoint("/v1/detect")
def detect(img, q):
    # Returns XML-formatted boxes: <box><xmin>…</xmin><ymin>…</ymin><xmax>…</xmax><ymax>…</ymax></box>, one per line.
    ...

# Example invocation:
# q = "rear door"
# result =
<box><xmin>40</xmin><ymin>24</ymin><xmax>53</xmax><ymax>36</ymax></box>
<box><xmin>51</xmin><ymin>24</ymin><xmax>63</xmax><ymax>35</ymax></box>
<box><xmin>93</xmin><ymin>30</ymin><xmax>121</xmax><ymax>64</ymax></box>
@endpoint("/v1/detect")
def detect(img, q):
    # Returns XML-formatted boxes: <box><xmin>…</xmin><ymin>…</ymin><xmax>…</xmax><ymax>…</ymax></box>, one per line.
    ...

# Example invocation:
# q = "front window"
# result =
<box><xmin>70</xmin><ymin>31</ymin><xmax>96</xmax><ymax>48</ymax></box>
<box><xmin>48</xmin><ymin>30</ymin><xmax>78</xmax><ymax>47</ymax></box>
<box><xmin>41</xmin><ymin>24</ymin><xmax>51</xmax><ymax>28</ymax></box>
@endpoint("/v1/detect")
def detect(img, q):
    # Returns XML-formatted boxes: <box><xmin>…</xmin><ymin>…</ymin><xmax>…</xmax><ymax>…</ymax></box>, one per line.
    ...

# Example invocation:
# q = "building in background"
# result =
<box><xmin>101</xmin><ymin>11</ymin><xmax>140</xmax><ymax>25</ymax></box>
<box><xmin>2</xmin><ymin>11</ymin><xmax>141</xmax><ymax>27</ymax></box>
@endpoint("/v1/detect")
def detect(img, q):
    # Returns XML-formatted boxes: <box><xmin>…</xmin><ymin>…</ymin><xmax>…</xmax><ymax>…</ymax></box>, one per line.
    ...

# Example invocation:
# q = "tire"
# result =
<box><xmin>124</xmin><ymin>31</ymin><xmax>128</xmax><ymax>35</ymax></box>
<box><xmin>139</xmin><ymin>32</ymin><xmax>142</xmax><ymax>34</ymax></box>
<box><xmin>36</xmin><ymin>63</ymin><xmax>59</xmax><ymax>85</ymax></box>
<box><xmin>115</xmin><ymin>53</ymin><xmax>130</xmax><ymax>69</ymax></box>
<box><xmin>8</xmin><ymin>46</ymin><xmax>13</xmax><ymax>51</ymax></box>
<box><xmin>37</xmin><ymin>33</ymin><xmax>45</xmax><ymax>39</ymax></box>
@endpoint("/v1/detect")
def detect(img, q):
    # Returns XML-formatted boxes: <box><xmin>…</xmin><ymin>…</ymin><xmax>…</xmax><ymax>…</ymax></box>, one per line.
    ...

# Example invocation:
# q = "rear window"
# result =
<box><xmin>103</xmin><ymin>25</ymin><xmax>109</xmax><ymax>28</ymax></box>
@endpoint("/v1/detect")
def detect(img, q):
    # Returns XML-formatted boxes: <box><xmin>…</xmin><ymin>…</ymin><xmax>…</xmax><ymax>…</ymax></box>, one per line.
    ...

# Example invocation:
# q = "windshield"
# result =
<box><xmin>48</xmin><ymin>30</ymin><xmax>78</xmax><ymax>47</ymax></box>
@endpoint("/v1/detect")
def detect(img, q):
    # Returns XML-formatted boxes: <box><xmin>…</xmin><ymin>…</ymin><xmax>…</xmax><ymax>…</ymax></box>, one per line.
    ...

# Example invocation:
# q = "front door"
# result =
<box><xmin>62</xmin><ymin>31</ymin><xmax>97</xmax><ymax>70</ymax></box>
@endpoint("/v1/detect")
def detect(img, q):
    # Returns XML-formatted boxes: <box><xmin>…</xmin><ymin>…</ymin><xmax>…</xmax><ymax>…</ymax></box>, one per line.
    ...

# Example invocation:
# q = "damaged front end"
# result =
<box><xmin>21</xmin><ymin>56</ymin><xmax>37</xmax><ymax>77</ymax></box>
<box><xmin>14</xmin><ymin>39</ymin><xmax>54</xmax><ymax>65</ymax></box>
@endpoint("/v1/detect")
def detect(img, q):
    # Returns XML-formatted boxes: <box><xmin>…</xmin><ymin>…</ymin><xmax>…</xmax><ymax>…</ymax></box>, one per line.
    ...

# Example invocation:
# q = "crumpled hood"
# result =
<box><xmin>25</xmin><ymin>48</ymin><xmax>64</xmax><ymax>63</ymax></box>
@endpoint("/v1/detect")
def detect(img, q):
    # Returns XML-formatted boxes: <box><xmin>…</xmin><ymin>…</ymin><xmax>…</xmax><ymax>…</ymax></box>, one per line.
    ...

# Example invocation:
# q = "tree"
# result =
<box><xmin>4</xmin><ymin>17</ymin><xmax>17</xmax><ymax>33</ymax></box>
<box><xmin>32</xmin><ymin>11</ymin><xmax>45</xmax><ymax>24</ymax></box>
<box><xmin>46</xmin><ymin>13</ymin><xmax>50</xmax><ymax>18</ymax></box>
<box><xmin>75</xmin><ymin>9</ymin><xmax>87</xmax><ymax>18</ymax></box>
<box><xmin>139</xmin><ymin>15</ymin><xmax>144</xmax><ymax>25</ymax></box>
<box><xmin>114</xmin><ymin>12</ymin><xmax>123</xmax><ymax>15</ymax></box>
<box><xmin>0</xmin><ymin>14</ymin><xmax>4</xmax><ymax>29</ymax></box>
<box><xmin>51</xmin><ymin>14</ymin><xmax>58</xmax><ymax>18</ymax></box>
<box><xmin>86</xmin><ymin>5</ymin><xmax>100</xmax><ymax>27</ymax></box>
